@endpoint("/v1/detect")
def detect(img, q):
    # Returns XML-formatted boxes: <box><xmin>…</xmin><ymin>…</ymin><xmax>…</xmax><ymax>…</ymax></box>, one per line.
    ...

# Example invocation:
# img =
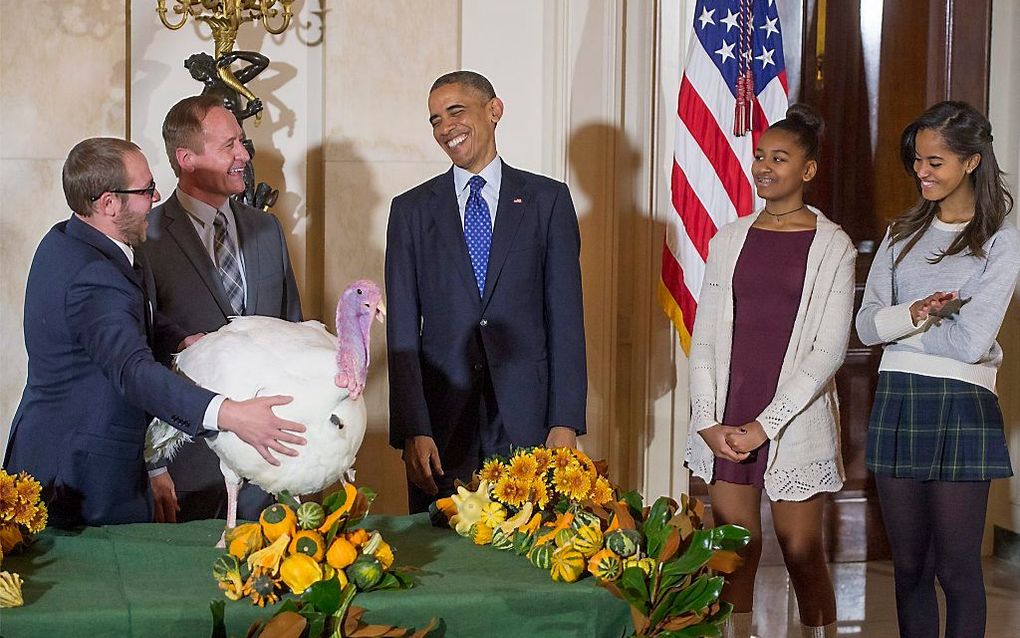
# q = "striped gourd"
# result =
<box><xmin>570</xmin><ymin>524</ymin><xmax>603</xmax><ymax>558</ymax></box>
<box><xmin>587</xmin><ymin>548</ymin><xmax>623</xmax><ymax>582</ymax></box>
<box><xmin>605</xmin><ymin>529</ymin><xmax>641</xmax><ymax>558</ymax></box>
<box><xmin>528</xmin><ymin>543</ymin><xmax>553</xmax><ymax>570</ymax></box>
<box><xmin>550</xmin><ymin>546</ymin><xmax>585</xmax><ymax>583</ymax></box>
<box><xmin>491</xmin><ymin>528</ymin><xmax>514</xmax><ymax>551</ymax></box>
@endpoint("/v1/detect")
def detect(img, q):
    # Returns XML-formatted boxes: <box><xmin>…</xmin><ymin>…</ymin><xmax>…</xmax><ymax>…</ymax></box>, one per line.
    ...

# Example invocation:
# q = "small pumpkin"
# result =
<box><xmin>318</xmin><ymin>482</ymin><xmax>359</xmax><ymax>534</ymax></box>
<box><xmin>570</xmin><ymin>507</ymin><xmax>602</xmax><ymax>532</ymax></box>
<box><xmin>491</xmin><ymin>528</ymin><xmax>514</xmax><ymax>551</ymax></box>
<box><xmin>279</xmin><ymin>553</ymin><xmax>323</xmax><ymax>594</ymax></box>
<box><xmin>260</xmin><ymin>503</ymin><xmax>296</xmax><ymax>542</ymax></box>
<box><xmin>605</xmin><ymin>529</ymin><xmax>641</xmax><ymax>558</ymax></box>
<box><xmin>295</xmin><ymin>502</ymin><xmax>326</xmax><ymax>530</ymax></box>
<box><xmin>550</xmin><ymin>546</ymin><xmax>586</xmax><ymax>583</ymax></box>
<box><xmin>513</xmin><ymin>531</ymin><xmax>535</xmax><ymax>556</ymax></box>
<box><xmin>247</xmin><ymin>533</ymin><xmax>291</xmax><ymax>575</ymax></box>
<box><xmin>289</xmin><ymin>530</ymin><xmax>326</xmax><ymax>561</ymax></box>
<box><xmin>225</xmin><ymin>522</ymin><xmax>264</xmax><ymax>559</ymax></box>
<box><xmin>571</xmin><ymin>524</ymin><xmax>604</xmax><ymax>558</ymax></box>
<box><xmin>470</xmin><ymin>522</ymin><xmax>494</xmax><ymax>545</ymax></box>
<box><xmin>326</xmin><ymin>537</ymin><xmax>358</xmax><ymax>569</ymax></box>
<box><xmin>346</xmin><ymin>554</ymin><xmax>384</xmax><ymax>590</ymax></box>
<box><xmin>623</xmin><ymin>556</ymin><xmax>656</xmax><ymax>577</ymax></box>
<box><xmin>528</xmin><ymin>543</ymin><xmax>553</xmax><ymax>570</ymax></box>
<box><xmin>553</xmin><ymin>527</ymin><xmax>574</xmax><ymax>548</ymax></box>
<box><xmin>587</xmin><ymin>548</ymin><xmax>623</xmax><ymax>582</ymax></box>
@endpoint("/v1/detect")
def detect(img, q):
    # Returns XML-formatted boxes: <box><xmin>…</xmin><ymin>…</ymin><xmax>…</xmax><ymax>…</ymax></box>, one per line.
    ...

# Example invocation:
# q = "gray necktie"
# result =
<box><xmin>213</xmin><ymin>211</ymin><xmax>245</xmax><ymax>315</ymax></box>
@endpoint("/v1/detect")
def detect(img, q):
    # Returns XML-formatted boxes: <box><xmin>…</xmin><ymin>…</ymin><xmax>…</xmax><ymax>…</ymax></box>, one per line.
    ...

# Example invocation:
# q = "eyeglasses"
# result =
<box><xmin>90</xmin><ymin>181</ymin><xmax>157</xmax><ymax>202</ymax></box>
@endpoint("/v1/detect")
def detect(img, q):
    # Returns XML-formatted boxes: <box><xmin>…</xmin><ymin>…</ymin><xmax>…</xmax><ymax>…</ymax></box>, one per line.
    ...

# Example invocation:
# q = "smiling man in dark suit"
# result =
<box><xmin>139</xmin><ymin>95</ymin><xmax>302</xmax><ymax>522</ymax></box>
<box><xmin>386</xmin><ymin>71</ymin><xmax>588</xmax><ymax>513</ymax></box>
<box><xmin>3</xmin><ymin>137</ymin><xmax>305</xmax><ymax>528</ymax></box>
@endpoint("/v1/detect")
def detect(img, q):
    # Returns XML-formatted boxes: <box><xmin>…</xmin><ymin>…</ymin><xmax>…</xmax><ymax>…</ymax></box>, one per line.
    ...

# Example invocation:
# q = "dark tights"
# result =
<box><xmin>875</xmin><ymin>475</ymin><xmax>989</xmax><ymax>638</ymax></box>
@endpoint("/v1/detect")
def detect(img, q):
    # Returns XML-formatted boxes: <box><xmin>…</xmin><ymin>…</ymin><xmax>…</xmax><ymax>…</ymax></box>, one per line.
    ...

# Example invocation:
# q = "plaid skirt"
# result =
<box><xmin>866</xmin><ymin>371</ymin><xmax>1013</xmax><ymax>481</ymax></box>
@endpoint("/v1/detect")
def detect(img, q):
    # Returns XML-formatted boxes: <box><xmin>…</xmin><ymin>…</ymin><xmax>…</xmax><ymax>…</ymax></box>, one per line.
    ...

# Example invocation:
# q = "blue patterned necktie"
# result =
<box><xmin>464</xmin><ymin>175</ymin><xmax>492</xmax><ymax>297</ymax></box>
<box><xmin>214</xmin><ymin>211</ymin><xmax>245</xmax><ymax>315</ymax></box>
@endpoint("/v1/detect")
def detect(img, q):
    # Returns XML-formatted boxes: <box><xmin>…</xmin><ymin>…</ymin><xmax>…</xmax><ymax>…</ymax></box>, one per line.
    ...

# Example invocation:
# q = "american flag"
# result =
<box><xmin>659</xmin><ymin>0</ymin><xmax>789</xmax><ymax>353</ymax></box>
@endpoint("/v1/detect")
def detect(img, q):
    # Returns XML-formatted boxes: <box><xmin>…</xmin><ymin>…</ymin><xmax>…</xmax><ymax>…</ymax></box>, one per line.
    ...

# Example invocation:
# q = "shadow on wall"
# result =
<box><xmin>567</xmin><ymin>121</ymin><xmax>677</xmax><ymax>489</ymax></box>
<box><xmin>320</xmin><ymin>139</ymin><xmax>409</xmax><ymax>515</ymax></box>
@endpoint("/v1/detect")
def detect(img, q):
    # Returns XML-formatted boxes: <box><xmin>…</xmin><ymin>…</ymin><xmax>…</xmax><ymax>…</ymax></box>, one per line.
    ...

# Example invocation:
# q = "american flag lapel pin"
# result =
<box><xmin>513</xmin><ymin>197</ymin><xmax>523</xmax><ymax>204</ymax></box>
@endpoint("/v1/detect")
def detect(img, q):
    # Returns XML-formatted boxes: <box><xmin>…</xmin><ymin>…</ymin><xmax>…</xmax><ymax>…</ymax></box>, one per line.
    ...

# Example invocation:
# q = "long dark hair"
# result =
<box><xmin>891</xmin><ymin>101</ymin><xmax>1013</xmax><ymax>264</ymax></box>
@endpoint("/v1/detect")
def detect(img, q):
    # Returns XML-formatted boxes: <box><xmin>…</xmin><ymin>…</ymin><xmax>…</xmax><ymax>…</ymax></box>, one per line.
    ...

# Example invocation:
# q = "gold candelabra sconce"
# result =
<box><xmin>157</xmin><ymin>1</ymin><xmax>294</xmax><ymax>37</ymax></box>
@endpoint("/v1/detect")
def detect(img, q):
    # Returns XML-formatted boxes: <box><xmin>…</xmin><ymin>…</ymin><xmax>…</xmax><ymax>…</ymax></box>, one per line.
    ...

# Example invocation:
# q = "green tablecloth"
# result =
<box><xmin>0</xmin><ymin>514</ymin><xmax>632</xmax><ymax>637</ymax></box>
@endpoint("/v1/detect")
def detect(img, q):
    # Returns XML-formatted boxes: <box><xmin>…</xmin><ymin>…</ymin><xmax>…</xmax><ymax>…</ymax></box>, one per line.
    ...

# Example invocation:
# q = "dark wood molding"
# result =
<box><xmin>926</xmin><ymin>0</ymin><xmax>992</xmax><ymax>111</ymax></box>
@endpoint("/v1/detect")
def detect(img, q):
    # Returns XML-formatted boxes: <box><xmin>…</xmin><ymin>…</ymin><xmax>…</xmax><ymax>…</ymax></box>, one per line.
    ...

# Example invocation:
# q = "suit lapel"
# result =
<box><xmin>66</xmin><ymin>215</ymin><xmax>139</xmax><ymax>287</ymax></box>
<box><xmin>232</xmin><ymin>201</ymin><xmax>260</xmax><ymax>314</ymax></box>
<box><xmin>162</xmin><ymin>194</ymin><xmax>235</xmax><ymax>318</ymax></box>
<box><xmin>481</xmin><ymin>165</ymin><xmax>528</xmax><ymax>308</ymax></box>
<box><xmin>429</xmin><ymin>170</ymin><xmax>480</xmax><ymax>301</ymax></box>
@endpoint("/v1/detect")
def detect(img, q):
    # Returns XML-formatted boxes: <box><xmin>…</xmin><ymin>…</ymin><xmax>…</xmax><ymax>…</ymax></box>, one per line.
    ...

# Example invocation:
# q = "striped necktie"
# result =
<box><xmin>213</xmin><ymin>211</ymin><xmax>245</xmax><ymax>315</ymax></box>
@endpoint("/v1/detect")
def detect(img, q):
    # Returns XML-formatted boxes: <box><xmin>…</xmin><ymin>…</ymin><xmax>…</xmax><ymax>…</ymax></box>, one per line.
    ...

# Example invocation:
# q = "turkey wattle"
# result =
<box><xmin>145</xmin><ymin>280</ymin><xmax>384</xmax><ymax>531</ymax></box>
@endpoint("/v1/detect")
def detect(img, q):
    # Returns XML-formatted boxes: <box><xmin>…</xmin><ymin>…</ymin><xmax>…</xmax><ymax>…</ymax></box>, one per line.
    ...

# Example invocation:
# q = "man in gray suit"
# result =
<box><xmin>140</xmin><ymin>94</ymin><xmax>302</xmax><ymax>522</ymax></box>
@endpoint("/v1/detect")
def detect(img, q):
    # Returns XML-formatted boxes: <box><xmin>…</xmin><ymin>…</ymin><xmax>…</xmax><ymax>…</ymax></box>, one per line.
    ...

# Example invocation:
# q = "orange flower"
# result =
<box><xmin>10</xmin><ymin>500</ymin><xmax>34</xmax><ymax>527</ymax></box>
<box><xmin>591</xmin><ymin>477</ymin><xmax>614</xmax><ymax>505</ymax></box>
<box><xmin>507</xmin><ymin>453</ymin><xmax>539</xmax><ymax>482</ymax></box>
<box><xmin>493</xmin><ymin>475</ymin><xmax>530</xmax><ymax>507</ymax></box>
<box><xmin>0</xmin><ymin>473</ymin><xmax>17</xmax><ymax>519</ymax></box>
<box><xmin>531</xmin><ymin>475</ymin><xmax>551</xmax><ymax>510</ymax></box>
<box><xmin>551</xmin><ymin>448</ymin><xmax>577</xmax><ymax>472</ymax></box>
<box><xmin>553</xmin><ymin>465</ymin><xmax>591</xmax><ymax>501</ymax></box>
<box><xmin>531</xmin><ymin>448</ymin><xmax>554</xmax><ymax>473</ymax></box>
<box><xmin>479</xmin><ymin>459</ymin><xmax>506</xmax><ymax>483</ymax></box>
<box><xmin>14</xmin><ymin>473</ymin><xmax>41</xmax><ymax>505</ymax></box>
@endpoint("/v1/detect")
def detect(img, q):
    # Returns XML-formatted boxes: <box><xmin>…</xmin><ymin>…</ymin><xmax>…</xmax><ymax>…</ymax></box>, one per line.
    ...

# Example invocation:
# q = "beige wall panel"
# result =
<box><xmin>0</xmin><ymin>159</ymin><xmax>80</xmax><ymax>454</ymax></box>
<box><xmin>323</xmin><ymin>159</ymin><xmax>448</xmax><ymax>514</ymax></box>
<box><xmin>323</xmin><ymin>0</ymin><xmax>460</xmax><ymax>164</ymax></box>
<box><xmin>0</xmin><ymin>2</ymin><xmax>126</xmax><ymax>159</ymax></box>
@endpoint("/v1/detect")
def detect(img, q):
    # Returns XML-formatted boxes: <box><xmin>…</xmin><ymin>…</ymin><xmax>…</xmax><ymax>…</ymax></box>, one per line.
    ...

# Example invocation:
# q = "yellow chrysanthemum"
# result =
<box><xmin>493</xmin><ymin>475</ymin><xmax>530</xmax><ymax>507</ymax></box>
<box><xmin>26</xmin><ymin>503</ymin><xmax>47</xmax><ymax>535</ymax></box>
<box><xmin>10</xmin><ymin>501</ymin><xmax>34</xmax><ymax>527</ymax></box>
<box><xmin>591</xmin><ymin>477</ymin><xmax>614</xmax><ymax>505</ymax></box>
<box><xmin>14</xmin><ymin>474</ymin><xmax>41</xmax><ymax>505</ymax></box>
<box><xmin>531</xmin><ymin>475</ymin><xmax>551</xmax><ymax>510</ymax></box>
<box><xmin>507</xmin><ymin>453</ymin><xmax>539</xmax><ymax>482</ymax></box>
<box><xmin>478</xmin><ymin>501</ymin><xmax>507</xmax><ymax>528</ymax></box>
<box><xmin>479</xmin><ymin>459</ymin><xmax>506</xmax><ymax>483</ymax></box>
<box><xmin>0</xmin><ymin>474</ymin><xmax>17</xmax><ymax>518</ymax></box>
<box><xmin>531</xmin><ymin>448</ymin><xmax>554</xmax><ymax>473</ymax></box>
<box><xmin>551</xmin><ymin>448</ymin><xmax>577</xmax><ymax>472</ymax></box>
<box><xmin>553</xmin><ymin>465</ymin><xmax>592</xmax><ymax>501</ymax></box>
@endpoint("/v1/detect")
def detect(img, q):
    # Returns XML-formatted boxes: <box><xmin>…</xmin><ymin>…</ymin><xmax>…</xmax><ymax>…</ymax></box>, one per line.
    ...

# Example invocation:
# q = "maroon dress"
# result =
<box><xmin>713</xmin><ymin>227</ymin><xmax>815</xmax><ymax>488</ymax></box>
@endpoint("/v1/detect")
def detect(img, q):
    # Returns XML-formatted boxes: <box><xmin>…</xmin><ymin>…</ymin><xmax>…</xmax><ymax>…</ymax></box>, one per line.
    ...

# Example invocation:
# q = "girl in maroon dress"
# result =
<box><xmin>686</xmin><ymin>104</ymin><xmax>855</xmax><ymax>638</ymax></box>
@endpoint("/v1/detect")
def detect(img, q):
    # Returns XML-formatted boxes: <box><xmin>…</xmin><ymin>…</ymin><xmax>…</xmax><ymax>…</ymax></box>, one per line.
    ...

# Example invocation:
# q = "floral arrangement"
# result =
<box><xmin>212</xmin><ymin>482</ymin><xmax>414</xmax><ymax>612</ymax></box>
<box><xmin>0</xmin><ymin>468</ymin><xmax>48</xmax><ymax>608</ymax></box>
<box><xmin>434</xmin><ymin>447</ymin><xmax>750</xmax><ymax>637</ymax></box>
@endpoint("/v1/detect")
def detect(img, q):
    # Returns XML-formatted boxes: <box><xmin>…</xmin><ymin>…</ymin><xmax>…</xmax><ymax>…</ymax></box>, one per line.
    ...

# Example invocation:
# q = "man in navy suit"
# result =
<box><xmin>3</xmin><ymin>138</ymin><xmax>306</xmax><ymax>528</ymax></box>
<box><xmin>139</xmin><ymin>95</ymin><xmax>302</xmax><ymax>523</ymax></box>
<box><xmin>386</xmin><ymin>71</ymin><xmax>588</xmax><ymax>513</ymax></box>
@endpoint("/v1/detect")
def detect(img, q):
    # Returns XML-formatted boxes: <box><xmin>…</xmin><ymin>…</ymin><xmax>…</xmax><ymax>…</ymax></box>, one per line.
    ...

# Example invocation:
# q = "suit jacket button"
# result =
<box><xmin>473</xmin><ymin>363</ymin><xmax>483</xmax><ymax>372</ymax></box>
<box><xmin>479</xmin><ymin>319</ymin><xmax>488</xmax><ymax>327</ymax></box>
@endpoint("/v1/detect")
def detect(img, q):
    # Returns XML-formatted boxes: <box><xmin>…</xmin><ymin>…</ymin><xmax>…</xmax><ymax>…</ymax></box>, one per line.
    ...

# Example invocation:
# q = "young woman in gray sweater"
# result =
<box><xmin>856</xmin><ymin>101</ymin><xmax>1020</xmax><ymax>638</ymax></box>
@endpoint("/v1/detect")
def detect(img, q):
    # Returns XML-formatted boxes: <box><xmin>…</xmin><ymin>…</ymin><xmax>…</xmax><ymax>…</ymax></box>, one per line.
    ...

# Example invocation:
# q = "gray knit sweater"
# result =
<box><xmin>856</xmin><ymin>217</ymin><xmax>1020</xmax><ymax>393</ymax></box>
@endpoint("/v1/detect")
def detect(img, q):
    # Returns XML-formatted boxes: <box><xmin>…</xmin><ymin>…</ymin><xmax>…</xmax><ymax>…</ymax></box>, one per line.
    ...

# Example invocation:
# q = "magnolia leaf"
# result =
<box><xmin>630</xmin><ymin>604</ymin><xmax>651</xmax><ymax>636</ymax></box>
<box><xmin>303</xmin><ymin>574</ymin><xmax>343</xmax><ymax>614</ymax></box>
<box><xmin>257</xmin><ymin>612</ymin><xmax>307</xmax><ymax>638</ymax></box>
<box><xmin>618</xmin><ymin>566</ymin><xmax>651</xmax><ymax>615</ymax></box>
<box><xmin>660</xmin><ymin>611</ymin><xmax>703</xmax><ymax>631</ymax></box>
<box><xmin>348</xmin><ymin>623</ymin><xmax>405</xmax><ymax>637</ymax></box>
<box><xmin>705</xmin><ymin>550</ymin><xmax>743</xmax><ymax>574</ymax></box>
<box><xmin>609</xmin><ymin>500</ymin><xmax>638</xmax><ymax>530</ymax></box>
<box><xmin>276</xmin><ymin>491</ymin><xmax>301</xmax><ymax>510</ymax></box>
<box><xmin>661</xmin><ymin>530</ymin><xmax>713</xmax><ymax>582</ymax></box>
<box><xmin>659</xmin><ymin>527</ymin><xmax>682</xmax><ymax>562</ymax></box>
<box><xmin>644</xmin><ymin>497</ymin><xmax>677</xmax><ymax>559</ymax></box>
<box><xmin>620</xmin><ymin>490</ymin><xmax>644</xmax><ymax>517</ymax></box>
<box><xmin>648</xmin><ymin>589</ymin><xmax>682</xmax><ymax>628</ymax></box>
<box><xmin>669</xmin><ymin>574</ymin><xmax>725</xmax><ymax>616</ymax></box>
<box><xmin>710</xmin><ymin>524</ymin><xmax>751</xmax><ymax>551</ymax></box>
<box><xmin>668</xmin><ymin>512</ymin><xmax>696</xmax><ymax>540</ymax></box>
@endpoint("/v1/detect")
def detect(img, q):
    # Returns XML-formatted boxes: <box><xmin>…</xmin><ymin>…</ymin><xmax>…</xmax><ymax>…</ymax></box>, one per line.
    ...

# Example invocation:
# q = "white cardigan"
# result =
<box><xmin>684</xmin><ymin>208</ymin><xmax>856</xmax><ymax>501</ymax></box>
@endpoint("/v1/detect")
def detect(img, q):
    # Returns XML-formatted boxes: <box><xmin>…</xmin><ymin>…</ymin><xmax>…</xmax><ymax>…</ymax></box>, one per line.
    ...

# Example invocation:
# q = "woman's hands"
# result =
<box><xmin>725</xmin><ymin>420</ymin><xmax>768</xmax><ymax>454</ymax></box>
<box><xmin>910</xmin><ymin>291</ymin><xmax>957</xmax><ymax>325</ymax></box>
<box><xmin>699</xmin><ymin>424</ymin><xmax>750</xmax><ymax>462</ymax></box>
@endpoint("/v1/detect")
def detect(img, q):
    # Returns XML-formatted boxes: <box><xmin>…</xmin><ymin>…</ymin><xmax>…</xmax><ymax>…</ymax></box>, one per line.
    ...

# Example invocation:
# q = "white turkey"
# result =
<box><xmin>145</xmin><ymin>279</ymin><xmax>384</xmax><ymax>535</ymax></box>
